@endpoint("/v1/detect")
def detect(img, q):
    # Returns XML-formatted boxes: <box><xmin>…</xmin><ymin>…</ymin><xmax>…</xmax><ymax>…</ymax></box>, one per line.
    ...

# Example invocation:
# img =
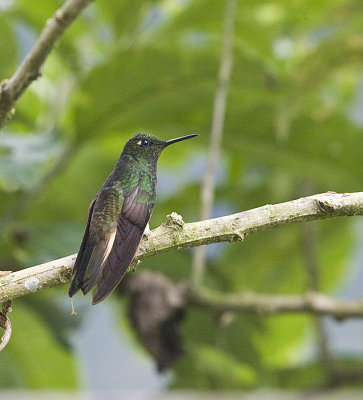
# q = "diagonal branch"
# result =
<box><xmin>1</xmin><ymin>192</ymin><xmax>363</xmax><ymax>305</ymax></box>
<box><xmin>0</xmin><ymin>0</ymin><xmax>94</xmax><ymax>129</ymax></box>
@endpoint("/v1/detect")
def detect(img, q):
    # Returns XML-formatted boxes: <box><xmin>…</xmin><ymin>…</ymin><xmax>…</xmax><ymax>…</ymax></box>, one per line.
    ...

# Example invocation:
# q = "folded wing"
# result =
<box><xmin>68</xmin><ymin>186</ymin><xmax>123</xmax><ymax>297</ymax></box>
<box><xmin>92</xmin><ymin>188</ymin><xmax>154</xmax><ymax>304</ymax></box>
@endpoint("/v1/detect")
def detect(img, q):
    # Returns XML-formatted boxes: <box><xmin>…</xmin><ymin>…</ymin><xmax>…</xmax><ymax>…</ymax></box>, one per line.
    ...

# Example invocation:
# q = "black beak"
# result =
<box><xmin>165</xmin><ymin>134</ymin><xmax>198</xmax><ymax>146</ymax></box>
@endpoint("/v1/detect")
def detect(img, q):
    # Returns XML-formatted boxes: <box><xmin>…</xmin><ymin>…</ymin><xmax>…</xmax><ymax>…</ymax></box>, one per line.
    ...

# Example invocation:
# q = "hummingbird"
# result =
<box><xmin>68</xmin><ymin>133</ymin><xmax>198</xmax><ymax>305</ymax></box>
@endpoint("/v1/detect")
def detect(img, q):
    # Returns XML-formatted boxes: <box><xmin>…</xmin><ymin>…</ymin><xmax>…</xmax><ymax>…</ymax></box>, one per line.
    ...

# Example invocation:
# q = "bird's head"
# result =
<box><xmin>122</xmin><ymin>133</ymin><xmax>198</xmax><ymax>163</ymax></box>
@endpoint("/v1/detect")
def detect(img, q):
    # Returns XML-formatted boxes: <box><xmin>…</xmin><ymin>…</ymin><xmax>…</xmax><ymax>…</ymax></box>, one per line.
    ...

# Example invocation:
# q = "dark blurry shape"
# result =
<box><xmin>69</xmin><ymin>133</ymin><xmax>197</xmax><ymax>305</ymax></box>
<box><xmin>124</xmin><ymin>271</ymin><xmax>187</xmax><ymax>371</ymax></box>
<box><xmin>12</xmin><ymin>228</ymin><xmax>28</xmax><ymax>246</ymax></box>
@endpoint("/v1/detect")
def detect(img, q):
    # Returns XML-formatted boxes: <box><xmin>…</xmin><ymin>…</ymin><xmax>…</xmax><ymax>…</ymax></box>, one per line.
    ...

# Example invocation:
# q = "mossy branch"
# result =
<box><xmin>1</xmin><ymin>192</ymin><xmax>363</xmax><ymax>312</ymax></box>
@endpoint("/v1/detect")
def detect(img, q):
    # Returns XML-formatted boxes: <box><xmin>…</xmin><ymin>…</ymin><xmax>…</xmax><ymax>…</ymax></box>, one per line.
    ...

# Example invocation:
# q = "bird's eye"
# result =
<box><xmin>137</xmin><ymin>139</ymin><xmax>150</xmax><ymax>147</ymax></box>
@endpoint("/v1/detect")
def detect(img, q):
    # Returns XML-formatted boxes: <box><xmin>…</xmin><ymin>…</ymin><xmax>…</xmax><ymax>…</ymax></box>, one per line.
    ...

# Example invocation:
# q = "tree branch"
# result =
<box><xmin>0</xmin><ymin>0</ymin><xmax>94</xmax><ymax>129</ymax></box>
<box><xmin>190</xmin><ymin>288</ymin><xmax>363</xmax><ymax>319</ymax></box>
<box><xmin>1</xmin><ymin>192</ymin><xmax>363</xmax><ymax>306</ymax></box>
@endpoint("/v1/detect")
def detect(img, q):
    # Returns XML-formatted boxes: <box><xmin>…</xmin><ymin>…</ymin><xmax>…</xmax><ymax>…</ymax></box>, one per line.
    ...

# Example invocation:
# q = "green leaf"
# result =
<box><xmin>172</xmin><ymin>345</ymin><xmax>257</xmax><ymax>389</ymax></box>
<box><xmin>0</xmin><ymin>300</ymin><xmax>77</xmax><ymax>389</ymax></box>
<box><xmin>0</xmin><ymin>16</ymin><xmax>18</xmax><ymax>79</ymax></box>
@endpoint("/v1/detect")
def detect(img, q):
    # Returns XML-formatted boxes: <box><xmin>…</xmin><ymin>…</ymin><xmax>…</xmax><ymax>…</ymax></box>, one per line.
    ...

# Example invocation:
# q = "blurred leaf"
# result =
<box><xmin>0</xmin><ymin>133</ymin><xmax>63</xmax><ymax>192</ymax></box>
<box><xmin>0</xmin><ymin>300</ymin><xmax>77</xmax><ymax>388</ymax></box>
<box><xmin>0</xmin><ymin>15</ymin><xmax>18</xmax><ymax>78</ymax></box>
<box><xmin>72</xmin><ymin>48</ymin><xmax>217</xmax><ymax>140</ymax></box>
<box><xmin>172</xmin><ymin>344</ymin><xmax>256</xmax><ymax>389</ymax></box>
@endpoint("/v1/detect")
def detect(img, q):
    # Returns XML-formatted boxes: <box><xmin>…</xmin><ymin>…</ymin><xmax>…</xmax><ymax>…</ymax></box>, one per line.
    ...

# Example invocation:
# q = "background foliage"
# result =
<box><xmin>1</xmin><ymin>0</ymin><xmax>363</xmax><ymax>391</ymax></box>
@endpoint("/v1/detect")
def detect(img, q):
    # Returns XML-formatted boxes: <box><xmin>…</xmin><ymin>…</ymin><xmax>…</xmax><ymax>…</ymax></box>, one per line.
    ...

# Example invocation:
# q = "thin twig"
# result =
<box><xmin>190</xmin><ymin>288</ymin><xmax>363</xmax><ymax>319</ymax></box>
<box><xmin>0</xmin><ymin>0</ymin><xmax>94</xmax><ymax>128</ymax></box>
<box><xmin>303</xmin><ymin>217</ymin><xmax>337</xmax><ymax>378</ymax></box>
<box><xmin>0</xmin><ymin>300</ymin><xmax>12</xmax><ymax>351</ymax></box>
<box><xmin>192</xmin><ymin>0</ymin><xmax>238</xmax><ymax>285</ymax></box>
<box><xmin>301</xmin><ymin>182</ymin><xmax>337</xmax><ymax>381</ymax></box>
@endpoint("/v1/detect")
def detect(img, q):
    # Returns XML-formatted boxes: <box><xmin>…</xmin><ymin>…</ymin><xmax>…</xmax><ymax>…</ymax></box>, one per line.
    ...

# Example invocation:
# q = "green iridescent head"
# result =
<box><xmin>122</xmin><ymin>133</ymin><xmax>198</xmax><ymax>162</ymax></box>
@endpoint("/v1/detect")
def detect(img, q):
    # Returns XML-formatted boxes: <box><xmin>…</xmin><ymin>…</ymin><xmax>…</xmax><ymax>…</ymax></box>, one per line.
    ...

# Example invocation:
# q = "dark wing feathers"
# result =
<box><xmin>68</xmin><ymin>197</ymin><xmax>97</xmax><ymax>297</ymax></box>
<box><xmin>92</xmin><ymin>189</ymin><xmax>153</xmax><ymax>304</ymax></box>
<box><xmin>69</xmin><ymin>182</ymin><xmax>155</xmax><ymax>304</ymax></box>
<box><xmin>68</xmin><ymin>187</ymin><xmax>121</xmax><ymax>298</ymax></box>
<box><xmin>81</xmin><ymin>231</ymin><xmax>116</xmax><ymax>294</ymax></box>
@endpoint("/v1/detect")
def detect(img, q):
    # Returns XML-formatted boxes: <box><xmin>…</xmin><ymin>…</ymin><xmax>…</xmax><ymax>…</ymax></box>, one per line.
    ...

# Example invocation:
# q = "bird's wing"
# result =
<box><xmin>68</xmin><ymin>186</ymin><xmax>123</xmax><ymax>297</ymax></box>
<box><xmin>92</xmin><ymin>187</ymin><xmax>154</xmax><ymax>304</ymax></box>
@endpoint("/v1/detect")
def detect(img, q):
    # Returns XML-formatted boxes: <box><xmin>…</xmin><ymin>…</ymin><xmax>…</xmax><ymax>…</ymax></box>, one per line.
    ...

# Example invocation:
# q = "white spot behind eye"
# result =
<box><xmin>137</xmin><ymin>140</ymin><xmax>142</xmax><ymax>146</ymax></box>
